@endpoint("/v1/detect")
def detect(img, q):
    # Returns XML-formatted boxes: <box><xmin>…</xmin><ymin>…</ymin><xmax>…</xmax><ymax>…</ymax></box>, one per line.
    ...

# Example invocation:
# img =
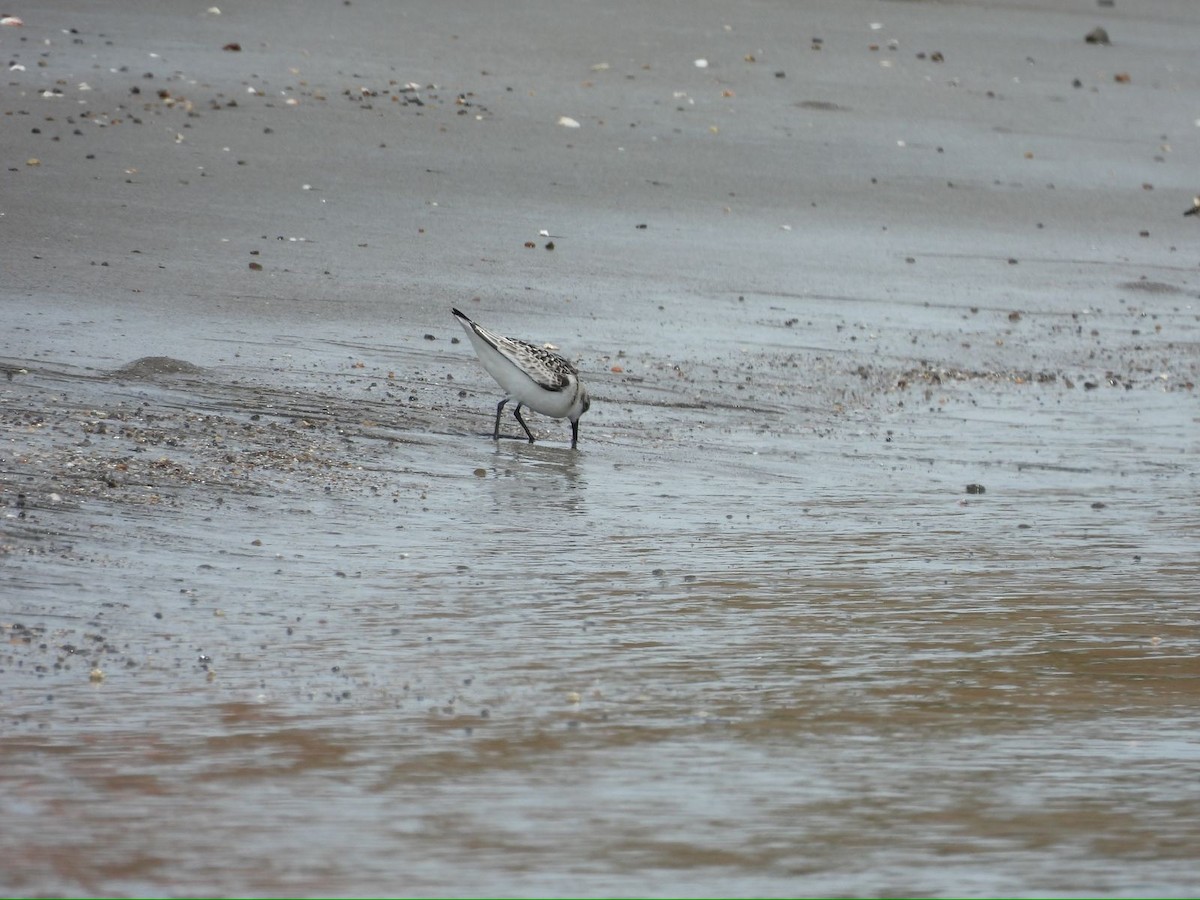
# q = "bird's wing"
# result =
<box><xmin>492</xmin><ymin>335</ymin><xmax>576</xmax><ymax>391</ymax></box>
<box><xmin>454</xmin><ymin>309</ymin><xmax>577</xmax><ymax>391</ymax></box>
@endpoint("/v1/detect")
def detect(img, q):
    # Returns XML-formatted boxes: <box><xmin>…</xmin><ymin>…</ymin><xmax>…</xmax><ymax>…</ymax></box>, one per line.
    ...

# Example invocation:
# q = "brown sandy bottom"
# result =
<box><xmin>3</xmin><ymin>0</ymin><xmax>1200</xmax><ymax>895</ymax></box>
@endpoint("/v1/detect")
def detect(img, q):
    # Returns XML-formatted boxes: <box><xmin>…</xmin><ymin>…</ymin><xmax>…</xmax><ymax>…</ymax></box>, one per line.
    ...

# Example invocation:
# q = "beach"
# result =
<box><xmin>2</xmin><ymin>1</ymin><xmax>1199</xmax><ymax>895</ymax></box>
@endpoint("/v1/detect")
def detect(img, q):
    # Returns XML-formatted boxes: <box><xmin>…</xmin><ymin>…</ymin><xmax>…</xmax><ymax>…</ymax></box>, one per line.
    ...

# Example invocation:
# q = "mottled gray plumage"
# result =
<box><xmin>452</xmin><ymin>308</ymin><xmax>591</xmax><ymax>448</ymax></box>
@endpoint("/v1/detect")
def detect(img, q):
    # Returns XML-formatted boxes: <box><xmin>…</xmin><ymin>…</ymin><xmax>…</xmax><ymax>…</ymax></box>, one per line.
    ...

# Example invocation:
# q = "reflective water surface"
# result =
<box><xmin>3</xmin><ymin>333</ymin><xmax>1197</xmax><ymax>896</ymax></box>
<box><xmin>3</xmin><ymin>0</ymin><xmax>1200</xmax><ymax>894</ymax></box>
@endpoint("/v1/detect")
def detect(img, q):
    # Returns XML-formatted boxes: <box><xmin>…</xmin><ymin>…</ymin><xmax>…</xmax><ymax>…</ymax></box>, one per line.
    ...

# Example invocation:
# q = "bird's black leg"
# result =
<box><xmin>570</xmin><ymin>419</ymin><xmax>580</xmax><ymax>449</ymax></box>
<box><xmin>493</xmin><ymin>398</ymin><xmax>507</xmax><ymax>440</ymax></box>
<box><xmin>512</xmin><ymin>404</ymin><xmax>535</xmax><ymax>443</ymax></box>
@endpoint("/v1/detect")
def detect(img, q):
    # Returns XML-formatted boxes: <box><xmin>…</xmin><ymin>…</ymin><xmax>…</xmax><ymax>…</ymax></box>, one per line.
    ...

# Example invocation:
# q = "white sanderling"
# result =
<box><xmin>451</xmin><ymin>307</ymin><xmax>591</xmax><ymax>448</ymax></box>
<box><xmin>1185</xmin><ymin>196</ymin><xmax>1200</xmax><ymax>217</ymax></box>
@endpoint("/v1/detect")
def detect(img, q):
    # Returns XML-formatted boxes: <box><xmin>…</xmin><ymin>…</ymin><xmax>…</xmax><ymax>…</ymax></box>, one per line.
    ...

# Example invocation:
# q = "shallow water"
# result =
<box><xmin>3</xmin><ymin>334</ymin><xmax>1198</xmax><ymax>897</ymax></box>
<box><xmin>4</xmin><ymin>0</ymin><xmax>1200</xmax><ymax>893</ymax></box>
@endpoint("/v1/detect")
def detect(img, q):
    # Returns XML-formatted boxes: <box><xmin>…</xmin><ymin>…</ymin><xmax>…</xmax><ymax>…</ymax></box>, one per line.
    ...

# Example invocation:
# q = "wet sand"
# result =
<box><xmin>3</xmin><ymin>1</ymin><xmax>1199</xmax><ymax>896</ymax></box>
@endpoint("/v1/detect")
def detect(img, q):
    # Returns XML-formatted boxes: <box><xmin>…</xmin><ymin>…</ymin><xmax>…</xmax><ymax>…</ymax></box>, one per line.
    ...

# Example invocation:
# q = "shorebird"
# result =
<box><xmin>1184</xmin><ymin>196</ymin><xmax>1200</xmax><ymax>216</ymax></box>
<box><xmin>451</xmin><ymin>307</ymin><xmax>591</xmax><ymax>448</ymax></box>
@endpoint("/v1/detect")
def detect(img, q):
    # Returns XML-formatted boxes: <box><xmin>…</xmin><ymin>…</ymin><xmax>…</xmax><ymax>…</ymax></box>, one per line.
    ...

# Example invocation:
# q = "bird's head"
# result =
<box><xmin>571</xmin><ymin>385</ymin><xmax>591</xmax><ymax>422</ymax></box>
